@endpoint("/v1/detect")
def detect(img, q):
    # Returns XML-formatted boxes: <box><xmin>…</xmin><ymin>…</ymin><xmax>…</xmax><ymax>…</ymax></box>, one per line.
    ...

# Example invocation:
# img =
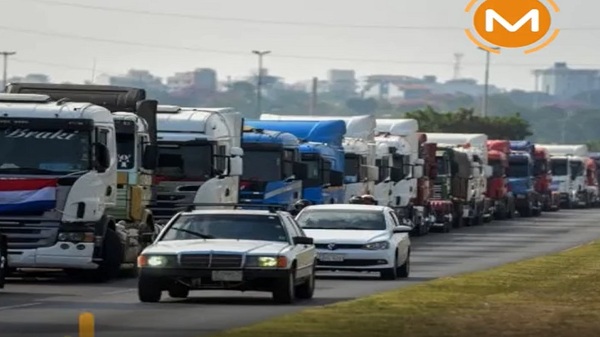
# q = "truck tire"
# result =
<box><xmin>93</xmin><ymin>228</ymin><xmax>124</xmax><ymax>283</ymax></box>
<box><xmin>272</xmin><ymin>270</ymin><xmax>296</xmax><ymax>304</ymax></box>
<box><xmin>138</xmin><ymin>276</ymin><xmax>162</xmax><ymax>302</ymax></box>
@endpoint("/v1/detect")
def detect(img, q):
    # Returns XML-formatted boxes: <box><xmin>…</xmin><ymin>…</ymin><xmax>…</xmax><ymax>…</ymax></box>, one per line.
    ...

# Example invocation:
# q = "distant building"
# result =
<box><xmin>167</xmin><ymin>68</ymin><xmax>217</xmax><ymax>93</ymax></box>
<box><xmin>533</xmin><ymin>62</ymin><xmax>600</xmax><ymax>99</ymax></box>
<box><xmin>109</xmin><ymin>69</ymin><xmax>166</xmax><ymax>93</ymax></box>
<box><xmin>7</xmin><ymin>73</ymin><xmax>50</xmax><ymax>84</ymax></box>
<box><xmin>327</xmin><ymin>69</ymin><xmax>356</xmax><ymax>96</ymax></box>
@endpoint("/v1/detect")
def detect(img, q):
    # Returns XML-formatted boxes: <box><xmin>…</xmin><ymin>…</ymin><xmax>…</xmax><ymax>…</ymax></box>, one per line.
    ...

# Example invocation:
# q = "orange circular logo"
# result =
<box><xmin>465</xmin><ymin>0</ymin><xmax>559</xmax><ymax>53</ymax></box>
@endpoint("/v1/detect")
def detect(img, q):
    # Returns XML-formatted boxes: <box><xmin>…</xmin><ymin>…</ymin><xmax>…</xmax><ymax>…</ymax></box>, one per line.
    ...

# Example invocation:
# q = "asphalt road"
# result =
<box><xmin>1</xmin><ymin>209</ymin><xmax>600</xmax><ymax>337</ymax></box>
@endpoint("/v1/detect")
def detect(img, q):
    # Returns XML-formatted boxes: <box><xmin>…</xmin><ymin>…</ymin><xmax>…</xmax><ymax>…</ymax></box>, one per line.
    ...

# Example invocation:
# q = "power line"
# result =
<box><xmin>16</xmin><ymin>0</ymin><xmax>600</xmax><ymax>31</ymax></box>
<box><xmin>2</xmin><ymin>25</ymin><xmax>599</xmax><ymax>68</ymax></box>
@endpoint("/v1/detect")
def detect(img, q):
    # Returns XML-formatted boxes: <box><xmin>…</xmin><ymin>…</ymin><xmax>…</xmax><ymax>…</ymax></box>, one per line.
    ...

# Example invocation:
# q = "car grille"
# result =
<box><xmin>179</xmin><ymin>254</ymin><xmax>243</xmax><ymax>268</ymax></box>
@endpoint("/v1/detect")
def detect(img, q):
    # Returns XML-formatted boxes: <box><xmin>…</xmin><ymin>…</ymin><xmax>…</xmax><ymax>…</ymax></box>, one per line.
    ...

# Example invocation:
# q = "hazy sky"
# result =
<box><xmin>0</xmin><ymin>0</ymin><xmax>596</xmax><ymax>90</ymax></box>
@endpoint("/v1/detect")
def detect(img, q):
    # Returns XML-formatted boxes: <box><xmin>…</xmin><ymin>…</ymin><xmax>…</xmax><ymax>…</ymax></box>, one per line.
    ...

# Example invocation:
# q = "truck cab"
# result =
<box><xmin>238</xmin><ymin>125</ymin><xmax>306</xmax><ymax>209</ymax></box>
<box><xmin>0</xmin><ymin>93</ymin><xmax>118</xmax><ymax>279</ymax></box>
<box><xmin>508</xmin><ymin>141</ymin><xmax>540</xmax><ymax>217</ymax></box>
<box><xmin>243</xmin><ymin>120</ymin><xmax>346</xmax><ymax>205</ymax></box>
<box><xmin>538</xmin><ymin>144</ymin><xmax>589</xmax><ymax>208</ymax></box>
<box><xmin>151</xmin><ymin>106</ymin><xmax>244</xmax><ymax>223</ymax></box>
<box><xmin>260</xmin><ymin>114</ymin><xmax>378</xmax><ymax>202</ymax></box>
<box><xmin>533</xmin><ymin>146</ymin><xmax>560</xmax><ymax>212</ymax></box>
<box><xmin>486</xmin><ymin>140</ymin><xmax>515</xmax><ymax>219</ymax></box>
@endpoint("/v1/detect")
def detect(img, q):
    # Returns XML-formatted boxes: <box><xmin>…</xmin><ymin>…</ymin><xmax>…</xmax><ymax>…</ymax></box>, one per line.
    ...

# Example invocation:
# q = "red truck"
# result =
<box><xmin>534</xmin><ymin>146</ymin><xmax>560</xmax><ymax>211</ymax></box>
<box><xmin>486</xmin><ymin>140</ymin><xmax>515</xmax><ymax>220</ymax></box>
<box><xmin>410</xmin><ymin>133</ymin><xmax>437</xmax><ymax>236</ymax></box>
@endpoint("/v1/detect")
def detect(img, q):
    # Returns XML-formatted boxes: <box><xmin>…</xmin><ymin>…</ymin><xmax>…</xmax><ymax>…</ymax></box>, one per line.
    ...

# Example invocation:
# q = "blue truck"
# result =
<box><xmin>239</xmin><ymin>125</ymin><xmax>307</xmax><ymax>209</ymax></box>
<box><xmin>245</xmin><ymin>120</ymin><xmax>346</xmax><ymax>205</ymax></box>
<box><xmin>508</xmin><ymin>141</ymin><xmax>542</xmax><ymax>217</ymax></box>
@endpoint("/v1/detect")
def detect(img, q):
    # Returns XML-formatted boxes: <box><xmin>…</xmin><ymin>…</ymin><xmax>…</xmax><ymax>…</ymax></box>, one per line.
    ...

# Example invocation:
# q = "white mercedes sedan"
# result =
<box><xmin>295</xmin><ymin>204</ymin><xmax>412</xmax><ymax>280</ymax></box>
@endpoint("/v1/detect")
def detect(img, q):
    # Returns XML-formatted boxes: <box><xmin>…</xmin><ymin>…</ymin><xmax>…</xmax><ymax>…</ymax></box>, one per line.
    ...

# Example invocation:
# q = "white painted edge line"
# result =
<box><xmin>102</xmin><ymin>288</ymin><xmax>135</xmax><ymax>295</ymax></box>
<box><xmin>0</xmin><ymin>302</ymin><xmax>42</xmax><ymax>311</ymax></box>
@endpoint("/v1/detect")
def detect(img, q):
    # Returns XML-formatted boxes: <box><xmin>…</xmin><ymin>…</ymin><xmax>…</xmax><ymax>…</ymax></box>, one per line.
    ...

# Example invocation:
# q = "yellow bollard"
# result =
<box><xmin>78</xmin><ymin>312</ymin><xmax>94</xmax><ymax>337</ymax></box>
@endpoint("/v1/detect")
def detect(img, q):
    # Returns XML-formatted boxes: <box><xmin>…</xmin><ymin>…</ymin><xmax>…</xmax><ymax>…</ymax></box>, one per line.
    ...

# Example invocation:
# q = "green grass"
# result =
<box><xmin>211</xmin><ymin>241</ymin><xmax>600</xmax><ymax>337</ymax></box>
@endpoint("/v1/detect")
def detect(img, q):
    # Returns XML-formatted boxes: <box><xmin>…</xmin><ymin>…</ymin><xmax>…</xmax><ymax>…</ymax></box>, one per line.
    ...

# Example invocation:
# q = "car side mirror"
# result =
<box><xmin>293</xmin><ymin>236</ymin><xmax>313</xmax><ymax>245</ymax></box>
<box><xmin>393</xmin><ymin>225</ymin><xmax>412</xmax><ymax>233</ymax></box>
<box><xmin>93</xmin><ymin>143</ymin><xmax>110</xmax><ymax>173</ymax></box>
<box><xmin>142</xmin><ymin>144</ymin><xmax>158</xmax><ymax>170</ymax></box>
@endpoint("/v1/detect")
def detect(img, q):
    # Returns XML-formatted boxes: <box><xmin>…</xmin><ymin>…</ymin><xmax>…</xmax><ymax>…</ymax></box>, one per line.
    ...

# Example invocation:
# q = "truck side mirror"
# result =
<box><xmin>390</xmin><ymin>167</ymin><xmax>404</xmax><ymax>182</ymax></box>
<box><xmin>142</xmin><ymin>145</ymin><xmax>158</xmax><ymax>170</ymax></box>
<box><xmin>93</xmin><ymin>143</ymin><xmax>110</xmax><ymax>173</ymax></box>
<box><xmin>230</xmin><ymin>146</ymin><xmax>244</xmax><ymax>157</ymax></box>
<box><xmin>293</xmin><ymin>162</ymin><xmax>308</xmax><ymax>180</ymax></box>
<box><xmin>228</xmin><ymin>156</ymin><xmax>243</xmax><ymax>176</ymax></box>
<box><xmin>483</xmin><ymin>165</ymin><xmax>493</xmax><ymax>178</ymax></box>
<box><xmin>329</xmin><ymin>170</ymin><xmax>344</xmax><ymax>187</ymax></box>
<box><xmin>412</xmin><ymin>165</ymin><xmax>424</xmax><ymax>179</ymax></box>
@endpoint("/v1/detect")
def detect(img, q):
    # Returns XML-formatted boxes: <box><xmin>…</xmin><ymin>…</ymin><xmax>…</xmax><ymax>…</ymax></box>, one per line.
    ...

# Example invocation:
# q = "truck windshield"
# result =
<box><xmin>436</xmin><ymin>156</ymin><xmax>448</xmax><ymax>175</ymax></box>
<box><xmin>242</xmin><ymin>150</ymin><xmax>281</xmax><ymax>181</ymax></box>
<box><xmin>0</xmin><ymin>127</ymin><xmax>91</xmax><ymax>174</ymax></box>
<box><xmin>506</xmin><ymin>162</ymin><xmax>529</xmax><ymax>178</ymax></box>
<box><xmin>551</xmin><ymin>159</ymin><xmax>568</xmax><ymax>176</ymax></box>
<box><xmin>156</xmin><ymin>143</ymin><xmax>212</xmax><ymax>181</ymax></box>
<box><xmin>116</xmin><ymin>132</ymin><xmax>135</xmax><ymax>170</ymax></box>
<box><xmin>344</xmin><ymin>154</ymin><xmax>360</xmax><ymax>183</ymax></box>
<box><xmin>570</xmin><ymin>161</ymin><xmax>584</xmax><ymax>177</ymax></box>
<box><xmin>489</xmin><ymin>159</ymin><xmax>504</xmax><ymax>177</ymax></box>
<box><xmin>534</xmin><ymin>159</ymin><xmax>547</xmax><ymax>176</ymax></box>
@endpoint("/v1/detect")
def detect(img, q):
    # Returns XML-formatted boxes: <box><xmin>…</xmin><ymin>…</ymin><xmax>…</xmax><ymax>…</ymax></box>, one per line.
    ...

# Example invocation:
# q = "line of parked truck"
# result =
<box><xmin>0</xmin><ymin>83</ymin><xmax>598</xmax><ymax>285</ymax></box>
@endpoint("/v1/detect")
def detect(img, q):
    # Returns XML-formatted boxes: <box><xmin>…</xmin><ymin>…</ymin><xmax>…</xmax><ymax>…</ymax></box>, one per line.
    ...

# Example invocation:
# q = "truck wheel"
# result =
<box><xmin>138</xmin><ymin>276</ymin><xmax>162</xmax><ymax>302</ymax></box>
<box><xmin>94</xmin><ymin>228</ymin><xmax>124</xmax><ymax>282</ymax></box>
<box><xmin>443</xmin><ymin>221</ymin><xmax>451</xmax><ymax>233</ymax></box>
<box><xmin>295</xmin><ymin>263</ymin><xmax>315</xmax><ymax>299</ymax></box>
<box><xmin>380</xmin><ymin>254</ymin><xmax>399</xmax><ymax>280</ymax></box>
<box><xmin>0</xmin><ymin>235</ymin><xmax>7</xmax><ymax>289</ymax></box>
<box><xmin>272</xmin><ymin>270</ymin><xmax>296</xmax><ymax>304</ymax></box>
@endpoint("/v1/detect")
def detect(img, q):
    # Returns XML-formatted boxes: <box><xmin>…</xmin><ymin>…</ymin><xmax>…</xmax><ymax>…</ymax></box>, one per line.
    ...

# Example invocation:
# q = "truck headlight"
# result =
<box><xmin>246</xmin><ymin>256</ymin><xmax>287</xmax><ymax>268</ymax></box>
<box><xmin>363</xmin><ymin>241</ymin><xmax>390</xmax><ymax>250</ymax></box>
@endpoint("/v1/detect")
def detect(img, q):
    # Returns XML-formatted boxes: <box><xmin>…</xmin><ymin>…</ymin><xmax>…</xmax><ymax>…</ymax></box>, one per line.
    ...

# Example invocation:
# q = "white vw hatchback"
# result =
<box><xmin>295</xmin><ymin>204</ymin><xmax>412</xmax><ymax>280</ymax></box>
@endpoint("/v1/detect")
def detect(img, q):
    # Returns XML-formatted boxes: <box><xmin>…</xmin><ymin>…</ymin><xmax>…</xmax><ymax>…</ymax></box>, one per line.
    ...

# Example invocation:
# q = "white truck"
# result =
<box><xmin>0</xmin><ymin>93</ymin><xmax>120</xmax><ymax>280</ymax></box>
<box><xmin>374</xmin><ymin>119</ymin><xmax>429</xmax><ymax>233</ymax></box>
<box><xmin>537</xmin><ymin>144</ymin><xmax>589</xmax><ymax>208</ymax></box>
<box><xmin>425</xmin><ymin>133</ymin><xmax>493</xmax><ymax>225</ymax></box>
<box><xmin>260</xmin><ymin>114</ymin><xmax>378</xmax><ymax>202</ymax></box>
<box><xmin>150</xmin><ymin>106</ymin><xmax>244</xmax><ymax>223</ymax></box>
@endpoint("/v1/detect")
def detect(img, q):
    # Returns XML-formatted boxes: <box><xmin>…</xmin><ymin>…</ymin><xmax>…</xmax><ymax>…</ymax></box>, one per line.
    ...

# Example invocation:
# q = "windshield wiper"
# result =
<box><xmin>0</xmin><ymin>167</ymin><xmax>56</xmax><ymax>174</ymax></box>
<box><xmin>170</xmin><ymin>227</ymin><xmax>214</xmax><ymax>239</ymax></box>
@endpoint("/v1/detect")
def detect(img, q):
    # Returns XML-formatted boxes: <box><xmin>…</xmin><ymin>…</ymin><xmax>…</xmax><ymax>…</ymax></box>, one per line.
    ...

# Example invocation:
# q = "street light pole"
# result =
<box><xmin>1</xmin><ymin>51</ymin><xmax>16</xmax><ymax>91</ymax></box>
<box><xmin>252</xmin><ymin>50</ymin><xmax>270</xmax><ymax>116</ymax></box>
<box><xmin>478</xmin><ymin>47</ymin><xmax>500</xmax><ymax>118</ymax></box>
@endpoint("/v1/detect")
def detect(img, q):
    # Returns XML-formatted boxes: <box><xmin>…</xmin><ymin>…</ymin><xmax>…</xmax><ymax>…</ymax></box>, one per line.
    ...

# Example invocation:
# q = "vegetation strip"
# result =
<box><xmin>212</xmin><ymin>240</ymin><xmax>600</xmax><ymax>337</ymax></box>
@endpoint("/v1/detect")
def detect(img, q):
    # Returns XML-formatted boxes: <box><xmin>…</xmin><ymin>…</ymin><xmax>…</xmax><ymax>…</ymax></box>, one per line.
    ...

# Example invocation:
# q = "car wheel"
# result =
<box><xmin>295</xmin><ymin>263</ymin><xmax>316</xmax><ymax>300</ymax></box>
<box><xmin>138</xmin><ymin>276</ymin><xmax>162</xmax><ymax>303</ymax></box>
<box><xmin>397</xmin><ymin>250</ymin><xmax>410</xmax><ymax>278</ymax></box>
<box><xmin>168</xmin><ymin>283</ymin><xmax>190</xmax><ymax>299</ymax></box>
<box><xmin>380</xmin><ymin>253</ymin><xmax>398</xmax><ymax>280</ymax></box>
<box><xmin>272</xmin><ymin>269</ymin><xmax>296</xmax><ymax>304</ymax></box>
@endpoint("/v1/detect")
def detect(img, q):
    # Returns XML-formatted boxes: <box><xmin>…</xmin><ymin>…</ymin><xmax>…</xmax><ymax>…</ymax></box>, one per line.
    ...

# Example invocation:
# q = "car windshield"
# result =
<box><xmin>507</xmin><ymin>161</ymin><xmax>529</xmax><ymax>178</ymax></box>
<box><xmin>551</xmin><ymin>159</ymin><xmax>568</xmax><ymax>176</ymax></box>
<box><xmin>161</xmin><ymin>214</ymin><xmax>289</xmax><ymax>242</ymax></box>
<box><xmin>116</xmin><ymin>132</ymin><xmax>135</xmax><ymax>170</ymax></box>
<box><xmin>296</xmin><ymin>209</ymin><xmax>386</xmax><ymax>230</ymax></box>
<box><xmin>0</xmin><ymin>127</ymin><xmax>91</xmax><ymax>175</ymax></box>
<box><xmin>242</xmin><ymin>149</ymin><xmax>281</xmax><ymax>181</ymax></box>
<box><xmin>156</xmin><ymin>143</ymin><xmax>212</xmax><ymax>181</ymax></box>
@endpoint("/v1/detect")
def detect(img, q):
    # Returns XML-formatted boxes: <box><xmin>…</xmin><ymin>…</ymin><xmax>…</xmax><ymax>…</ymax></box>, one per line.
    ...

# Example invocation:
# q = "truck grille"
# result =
<box><xmin>179</xmin><ymin>254</ymin><xmax>243</xmax><ymax>268</ymax></box>
<box><xmin>149</xmin><ymin>194</ymin><xmax>188</xmax><ymax>222</ymax></box>
<box><xmin>432</xmin><ymin>185</ymin><xmax>443</xmax><ymax>199</ymax></box>
<box><xmin>0</xmin><ymin>220</ymin><xmax>58</xmax><ymax>249</ymax></box>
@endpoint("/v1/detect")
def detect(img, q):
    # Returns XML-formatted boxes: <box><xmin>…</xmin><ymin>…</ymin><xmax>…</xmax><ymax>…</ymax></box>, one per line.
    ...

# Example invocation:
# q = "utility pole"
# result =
<box><xmin>252</xmin><ymin>50</ymin><xmax>270</xmax><ymax>116</ymax></box>
<box><xmin>453</xmin><ymin>53</ymin><xmax>464</xmax><ymax>80</ymax></box>
<box><xmin>1</xmin><ymin>51</ymin><xmax>16</xmax><ymax>91</ymax></box>
<box><xmin>310</xmin><ymin>77</ymin><xmax>318</xmax><ymax>115</ymax></box>
<box><xmin>478</xmin><ymin>47</ymin><xmax>500</xmax><ymax>117</ymax></box>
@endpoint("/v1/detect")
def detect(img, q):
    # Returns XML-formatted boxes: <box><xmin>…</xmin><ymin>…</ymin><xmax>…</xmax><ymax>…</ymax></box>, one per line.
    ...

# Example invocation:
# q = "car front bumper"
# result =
<box><xmin>314</xmin><ymin>248</ymin><xmax>395</xmax><ymax>271</ymax></box>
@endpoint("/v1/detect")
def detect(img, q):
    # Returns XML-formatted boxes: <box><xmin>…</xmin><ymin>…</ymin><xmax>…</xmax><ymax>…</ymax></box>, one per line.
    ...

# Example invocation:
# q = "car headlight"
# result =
<box><xmin>137</xmin><ymin>255</ymin><xmax>172</xmax><ymax>268</ymax></box>
<box><xmin>363</xmin><ymin>241</ymin><xmax>390</xmax><ymax>250</ymax></box>
<box><xmin>246</xmin><ymin>256</ymin><xmax>287</xmax><ymax>268</ymax></box>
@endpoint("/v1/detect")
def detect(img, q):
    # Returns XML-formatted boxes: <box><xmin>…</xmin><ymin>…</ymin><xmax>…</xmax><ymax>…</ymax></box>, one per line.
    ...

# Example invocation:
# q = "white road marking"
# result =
<box><xmin>102</xmin><ymin>289</ymin><xmax>135</xmax><ymax>295</ymax></box>
<box><xmin>0</xmin><ymin>302</ymin><xmax>42</xmax><ymax>311</ymax></box>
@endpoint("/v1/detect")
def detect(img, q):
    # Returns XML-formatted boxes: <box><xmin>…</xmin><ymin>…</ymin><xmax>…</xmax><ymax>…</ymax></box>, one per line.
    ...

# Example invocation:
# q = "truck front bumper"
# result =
<box><xmin>7</xmin><ymin>242</ymin><xmax>97</xmax><ymax>269</ymax></box>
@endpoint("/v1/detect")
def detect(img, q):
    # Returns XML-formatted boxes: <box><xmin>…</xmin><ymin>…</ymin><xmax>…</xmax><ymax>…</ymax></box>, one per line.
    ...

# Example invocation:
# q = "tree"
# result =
<box><xmin>405</xmin><ymin>107</ymin><xmax>532</xmax><ymax>140</ymax></box>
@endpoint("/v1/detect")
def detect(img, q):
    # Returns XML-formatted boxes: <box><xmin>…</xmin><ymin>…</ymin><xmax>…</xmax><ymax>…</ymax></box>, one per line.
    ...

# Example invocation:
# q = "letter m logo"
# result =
<box><xmin>485</xmin><ymin>9</ymin><xmax>539</xmax><ymax>32</ymax></box>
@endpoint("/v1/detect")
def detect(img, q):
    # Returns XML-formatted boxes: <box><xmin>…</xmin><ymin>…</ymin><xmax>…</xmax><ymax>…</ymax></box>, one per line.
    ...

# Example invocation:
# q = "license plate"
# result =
<box><xmin>318</xmin><ymin>253</ymin><xmax>345</xmax><ymax>262</ymax></box>
<box><xmin>211</xmin><ymin>270</ymin><xmax>243</xmax><ymax>282</ymax></box>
